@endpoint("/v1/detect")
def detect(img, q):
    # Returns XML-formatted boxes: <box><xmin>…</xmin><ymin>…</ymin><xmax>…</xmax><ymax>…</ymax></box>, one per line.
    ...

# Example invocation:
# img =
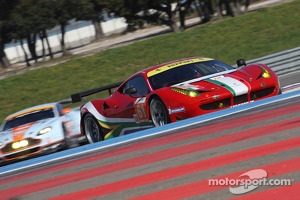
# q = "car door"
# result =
<box><xmin>114</xmin><ymin>75</ymin><xmax>150</xmax><ymax>121</ymax></box>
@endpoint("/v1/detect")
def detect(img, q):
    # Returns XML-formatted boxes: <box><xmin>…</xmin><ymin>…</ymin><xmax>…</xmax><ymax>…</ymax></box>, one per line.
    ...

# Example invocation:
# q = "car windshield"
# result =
<box><xmin>2</xmin><ymin>109</ymin><xmax>55</xmax><ymax>131</ymax></box>
<box><xmin>148</xmin><ymin>60</ymin><xmax>234</xmax><ymax>90</ymax></box>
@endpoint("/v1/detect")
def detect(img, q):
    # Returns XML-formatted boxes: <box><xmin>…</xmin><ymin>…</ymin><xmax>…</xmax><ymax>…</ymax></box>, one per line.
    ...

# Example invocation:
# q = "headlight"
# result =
<box><xmin>188</xmin><ymin>90</ymin><xmax>199</xmax><ymax>97</ymax></box>
<box><xmin>171</xmin><ymin>88</ymin><xmax>200</xmax><ymax>97</ymax></box>
<box><xmin>38</xmin><ymin>126</ymin><xmax>52</xmax><ymax>135</ymax></box>
<box><xmin>259</xmin><ymin>67</ymin><xmax>271</xmax><ymax>79</ymax></box>
<box><xmin>0</xmin><ymin>142</ymin><xmax>2</xmax><ymax>146</ymax></box>
<box><xmin>12</xmin><ymin>140</ymin><xmax>29</xmax><ymax>149</ymax></box>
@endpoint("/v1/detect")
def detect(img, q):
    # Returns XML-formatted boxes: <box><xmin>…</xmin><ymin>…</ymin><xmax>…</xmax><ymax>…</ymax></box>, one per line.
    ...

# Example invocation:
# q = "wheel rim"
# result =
<box><xmin>150</xmin><ymin>100</ymin><xmax>168</xmax><ymax>127</ymax></box>
<box><xmin>85</xmin><ymin>117</ymin><xmax>102</xmax><ymax>143</ymax></box>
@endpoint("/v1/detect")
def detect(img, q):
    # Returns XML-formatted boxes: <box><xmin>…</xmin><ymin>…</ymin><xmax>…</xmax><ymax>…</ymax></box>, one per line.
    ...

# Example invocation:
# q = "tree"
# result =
<box><xmin>104</xmin><ymin>0</ymin><xmax>146</xmax><ymax>32</ymax></box>
<box><xmin>9</xmin><ymin>0</ymin><xmax>66</xmax><ymax>66</ymax></box>
<box><xmin>51</xmin><ymin>0</ymin><xmax>95</xmax><ymax>55</ymax></box>
<box><xmin>34</xmin><ymin>0</ymin><xmax>57</xmax><ymax>60</ymax></box>
<box><xmin>105</xmin><ymin>0</ymin><xmax>181</xmax><ymax>32</ymax></box>
<box><xmin>0</xmin><ymin>22</ymin><xmax>12</xmax><ymax>68</ymax></box>
<box><xmin>193</xmin><ymin>0</ymin><xmax>213</xmax><ymax>23</ymax></box>
<box><xmin>50</xmin><ymin>0</ymin><xmax>74</xmax><ymax>55</ymax></box>
<box><xmin>9</xmin><ymin>9</ymin><xmax>32</xmax><ymax>66</ymax></box>
<box><xmin>0</xmin><ymin>0</ymin><xmax>19</xmax><ymax>68</ymax></box>
<box><xmin>146</xmin><ymin>0</ymin><xmax>180</xmax><ymax>32</ymax></box>
<box><xmin>86</xmin><ymin>0</ymin><xmax>106</xmax><ymax>40</ymax></box>
<box><xmin>9</xmin><ymin>0</ymin><xmax>57</xmax><ymax>64</ymax></box>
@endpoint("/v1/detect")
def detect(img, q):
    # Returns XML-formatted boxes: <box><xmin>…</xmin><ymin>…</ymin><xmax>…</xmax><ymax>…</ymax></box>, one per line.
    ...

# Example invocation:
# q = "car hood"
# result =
<box><xmin>0</xmin><ymin>118</ymin><xmax>57</xmax><ymax>142</ymax></box>
<box><xmin>172</xmin><ymin>72</ymin><xmax>250</xmax><ymax>96</ymax></box>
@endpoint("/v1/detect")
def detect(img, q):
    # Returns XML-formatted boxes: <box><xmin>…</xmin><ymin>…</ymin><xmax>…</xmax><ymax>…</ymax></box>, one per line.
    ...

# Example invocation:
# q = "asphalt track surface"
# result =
<box><xmin>2</xmin><ymin>19</ymin><xmax>300</xmax><ymax>200</ymax></box>
<box><xmin>0</xmin><ymin>72</ymin><xmax>299</xmax><ymax>199</ymax></box>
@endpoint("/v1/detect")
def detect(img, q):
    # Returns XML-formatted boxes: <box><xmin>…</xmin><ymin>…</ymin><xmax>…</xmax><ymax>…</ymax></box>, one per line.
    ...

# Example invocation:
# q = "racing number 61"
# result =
<box><xmin>136</xmin><ymin>104</ymin><xmax>147</xmax><ymax>120</ymax></box>
<box><xmin>134</xmin><ymin>97</ymin><xmax>148</xmax><ymax>123</ymax></box>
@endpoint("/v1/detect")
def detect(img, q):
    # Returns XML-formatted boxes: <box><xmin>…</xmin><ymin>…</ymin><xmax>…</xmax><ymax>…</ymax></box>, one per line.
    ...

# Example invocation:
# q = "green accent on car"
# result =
<box><xmin>171</xmin><ymin>87</ymin><xmax>200</xmax><ymax>97</ymax></box>
<box><xmin>97</xmin><ymin>119</ymin><xmax>153</xmax><ymax>139</ymax></box>
<box><xmin>206</xmin><ymin>79</ymin><xmax>236</xmax><ymax>96</ymax></box>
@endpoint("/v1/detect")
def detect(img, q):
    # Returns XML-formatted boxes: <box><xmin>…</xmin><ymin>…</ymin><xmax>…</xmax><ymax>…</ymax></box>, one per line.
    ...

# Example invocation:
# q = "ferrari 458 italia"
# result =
<box><xmin>71</xmin><ymin>57</ymin><xmax>281</xmax><ymax>143</ymax></box>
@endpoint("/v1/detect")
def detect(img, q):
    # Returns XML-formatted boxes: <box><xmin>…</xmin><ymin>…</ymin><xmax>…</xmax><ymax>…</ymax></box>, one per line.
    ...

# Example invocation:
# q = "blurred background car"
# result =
<box><xmin>0</xmin><ymin>102</ymin><xmax>86</xmax><ymax>165</ymax></box>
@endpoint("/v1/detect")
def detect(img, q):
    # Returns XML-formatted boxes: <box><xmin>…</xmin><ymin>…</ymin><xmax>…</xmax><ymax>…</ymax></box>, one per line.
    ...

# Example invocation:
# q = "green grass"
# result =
<box><xmin>0</xmin><ymin>0</ymin><xmax>300</xmax><ymax>122</ymax></box>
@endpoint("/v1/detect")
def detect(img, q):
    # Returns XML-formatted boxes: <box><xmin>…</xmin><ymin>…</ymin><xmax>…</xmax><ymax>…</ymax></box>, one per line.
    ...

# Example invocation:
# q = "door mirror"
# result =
<box><xmin>124</xmin><ymin>87</ymin><xmax>137</xmax><ymax>95</ymax></box>
<box><xmin>62</xmin><ymin>108</ymin><xmax>71</xmax><ymax>115</ymax></box>
<box><xmin>237</xmin><ymin>59</ymin><xmax>246</xmax><ymax>67</ymax></box>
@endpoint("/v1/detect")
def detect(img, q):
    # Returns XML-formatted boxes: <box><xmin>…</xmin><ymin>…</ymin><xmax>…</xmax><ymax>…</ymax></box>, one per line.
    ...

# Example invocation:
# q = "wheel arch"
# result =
<box><xmin>148</xmin><ymin>94</ymin><xmax>162</xmax><ymax>107</ymax></box>
<box><xmin>82</xmin><ymin>112</ymin><xmax>105</xmax><ymax>143</ymax></box>
<box><xmin>80</xmin><ymin>111</ymin><xmax>100</xmax><ymax>136</ymax></box>
<box><xmin>147</xmin><ymin>94</ymin><xmax>166</xmax><ymax>117</ymax></box>
<box><xmin>148</xmin><ymin>94</ymin><xmax>171</xmax><ymax>125</ymax></box>
<box><xmin>80</xmin><ymin>112</ymin><xmax>89</xmax><ymax>136</ymax></box>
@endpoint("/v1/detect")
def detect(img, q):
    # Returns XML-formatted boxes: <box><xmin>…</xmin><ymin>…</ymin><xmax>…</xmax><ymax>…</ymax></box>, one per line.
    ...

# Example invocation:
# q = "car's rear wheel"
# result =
<box><xmin>150</xmin><ymin>97</ymin><xmax>170</xmax><ymax>127</ymax></box>
<box><xmin>84</xmin><ymin>113</ymin><xmax>104</xmax><ymax>143</ymax></box>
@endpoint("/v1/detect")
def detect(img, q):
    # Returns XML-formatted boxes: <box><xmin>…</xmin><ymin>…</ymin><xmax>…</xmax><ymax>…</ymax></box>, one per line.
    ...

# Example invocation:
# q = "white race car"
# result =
<box><xmin>0</xmin><ymin>102</ymin><xmax>86</xmax><ymax>164</ymax></box>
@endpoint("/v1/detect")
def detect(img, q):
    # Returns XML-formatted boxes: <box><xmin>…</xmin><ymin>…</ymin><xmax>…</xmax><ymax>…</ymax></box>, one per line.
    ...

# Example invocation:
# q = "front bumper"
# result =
<box><xmin>169</xmin><ymin>86</ymin><xmax>279</xmax><ymax>122</ymax></box>
<box><xmin>0</xmin><ymin>140</ymin><xmax>64</xmax><ymax>163</ymax></box>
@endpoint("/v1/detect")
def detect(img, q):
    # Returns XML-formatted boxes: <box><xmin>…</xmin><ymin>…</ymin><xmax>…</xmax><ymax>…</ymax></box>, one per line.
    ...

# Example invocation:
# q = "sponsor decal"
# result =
<box><xmin>210</xmin><ymin>75</ymin><xmax>224</xmax><ymax>80</ymax></box>
<box><xmin>12</xmin><ymin>122</ymin><xmax>35</xmax><ymax>141</ymax></box>
<box><xmin>168</xmin><ymin>107</ymin><xmax>185</xmax><ymax>114</ymax></box>
<box><xmin>230</xmin><ymin>100</ymin><xmax>254</xmax><ymax>108</ymax></box>
<box><xmin>13</xmin><ymin>132</ymin><xmax>25</xmax><ymax>142</ymax></box>
<box><xmin>208</xmin><ymin>169</ymin><xmax>294</xmax><ymax>194</ymax></box>
<box><xmin>6</xmin><ymin>106</ymin><xmax>54</xmax><ymax>120</ymax></box>
<box><xmin>147</xmin><ymin>58</ymin><xmax>213</xmax><ymax>77</ymax></box>
<box><xmin>135</xmin><ymin>97</ymin><xmax>146</xmax><ymax>104</ymax></box>
<box><xmin>12</xmin><ymin>122</ymin><xmax>34</xmax><ymax>133</ymax></box>
<box><xmin>174</xmin><ymin>83</ymin><xmax>199</xmax><ymax>90</ymax></box>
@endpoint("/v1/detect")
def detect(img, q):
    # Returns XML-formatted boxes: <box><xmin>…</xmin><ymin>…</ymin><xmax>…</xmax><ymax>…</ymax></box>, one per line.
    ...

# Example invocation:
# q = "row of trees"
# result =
<box><xmin>0</xmin><ymin>0</ymin><xmax>250</xmax><ymax>68</ymax></box>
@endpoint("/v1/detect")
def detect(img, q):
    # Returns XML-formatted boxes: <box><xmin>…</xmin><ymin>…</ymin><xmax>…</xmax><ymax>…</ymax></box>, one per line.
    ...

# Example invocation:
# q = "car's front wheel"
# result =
<box><xmin>150</xmin><ymin>97</ymin><xmax>170</xmax><ymax>127</ymax></box>
<box><xmin>83</xmin><ymin>113</ymin><xmax>104</xmax><ymax>143</ymax></box>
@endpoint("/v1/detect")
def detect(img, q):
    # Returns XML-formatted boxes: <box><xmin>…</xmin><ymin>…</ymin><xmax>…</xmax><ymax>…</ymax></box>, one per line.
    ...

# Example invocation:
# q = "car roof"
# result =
<box><xmin>5</xmin><ymin>102</ymin><xmax>57</xmax><ymax>121</ymax></box>
<box><xmin>117</xmin><ymin>56</ymin><xmax>215</xmax><ymax>91</ymax></box>
<box><xmin>136</xmin><ymin>56</ymin><xmax>213</xmax><ymax>77</ymax></box>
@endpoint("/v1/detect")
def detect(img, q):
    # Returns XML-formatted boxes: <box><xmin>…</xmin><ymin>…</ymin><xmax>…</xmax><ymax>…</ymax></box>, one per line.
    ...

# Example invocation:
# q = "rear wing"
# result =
<box><xmin>70</xmin><ymin>82</ymin><xmax>123</xmax><ymax>103</ymax></box>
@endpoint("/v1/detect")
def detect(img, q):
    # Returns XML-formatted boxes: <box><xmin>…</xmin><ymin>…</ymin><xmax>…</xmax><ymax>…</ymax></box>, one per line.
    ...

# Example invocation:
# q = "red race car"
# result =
<box><xmin>71</xmin><ymin>57</ymin><xmax>281</xmax><ymax>143</ymax></box>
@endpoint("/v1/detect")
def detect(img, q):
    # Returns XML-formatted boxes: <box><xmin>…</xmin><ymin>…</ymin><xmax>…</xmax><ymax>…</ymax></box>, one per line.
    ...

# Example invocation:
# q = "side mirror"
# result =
<box><xmin>62</xmin><ymin>108</ymin><xmax>71</xmax><ymax>115</ymax></box>
<box><xmin>124</xmin><ymin>87</ymin><xmax>137</xmax><ymax>95</ymax></box>
<box><xmin>237</xmin><ymin>59</ymin><xmax>246</xmax><ymax>67</ymax></box>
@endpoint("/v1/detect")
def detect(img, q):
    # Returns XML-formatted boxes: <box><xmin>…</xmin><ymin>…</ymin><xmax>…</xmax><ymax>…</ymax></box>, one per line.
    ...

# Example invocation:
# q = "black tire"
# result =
<box><xmin>83</xmin><ymin>113</ymin><xmax>104</xmax><ymax>143</ymax></box>
<box><xmin>150</xmin><ymin>97</ymin><xmax>170</xmax><ymax>127</ymax></box>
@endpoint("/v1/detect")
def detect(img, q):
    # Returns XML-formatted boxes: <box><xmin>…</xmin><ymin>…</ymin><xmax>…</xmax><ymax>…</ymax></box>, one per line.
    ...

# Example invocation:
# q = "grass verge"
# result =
<box><xmin>0</xmin><ymin>0</ymin><xmax>299</xmax><ymax>121</ymax></box>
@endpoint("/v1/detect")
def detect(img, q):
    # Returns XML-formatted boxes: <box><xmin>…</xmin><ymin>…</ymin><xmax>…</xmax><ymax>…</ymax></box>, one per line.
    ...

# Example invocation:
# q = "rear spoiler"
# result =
<box><xmin>70</xmin><ymin>82</ymin><xmax>123</xmax><ymax>103</ymax></box>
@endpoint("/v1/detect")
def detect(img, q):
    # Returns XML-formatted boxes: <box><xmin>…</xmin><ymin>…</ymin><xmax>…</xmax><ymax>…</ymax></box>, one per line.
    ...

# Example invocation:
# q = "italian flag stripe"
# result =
<box><xmin>207</xmin><ymin>76</ymin><xmax>249</xmax><ymax>96</ymax></box>
<box><xmin>208</xmin><ymin>79</ymin><xmax>236</xmax><ymax>96</ymax></box>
